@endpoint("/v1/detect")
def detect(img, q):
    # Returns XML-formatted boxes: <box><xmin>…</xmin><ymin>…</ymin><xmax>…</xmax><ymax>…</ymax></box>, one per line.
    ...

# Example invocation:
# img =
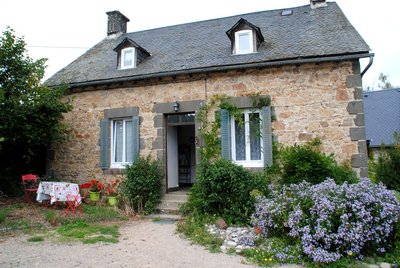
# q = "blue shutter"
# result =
<box><xmin>100</xmin><ymin>118</ymin><xmax>110</xmax><ymax>170</ymax></box>
<box><xmin>261</xmin><ymin>106</ymin><xmax>273</xmax><ymax>167</ymax></box>
<box><xmin>132</xmin><ymin>116</ymin><xmax>140</xmax><ymax>163</ymax></box>
<box><xmin>220</xmin><ymin>109</ymin><xmax>231</xmax><ymax>160</ymax></box>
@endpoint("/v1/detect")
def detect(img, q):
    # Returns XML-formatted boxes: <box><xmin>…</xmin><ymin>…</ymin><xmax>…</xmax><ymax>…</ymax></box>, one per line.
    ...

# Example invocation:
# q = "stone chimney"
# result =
<box><xmin>106</xmin><ymin>11</ymin><xmax>130</xmax><ymax>36</ymax></box>
<box><xmin>310</xmin><ymin>0</ymin><xmax>327</xmax><ymax>9</ymax></box>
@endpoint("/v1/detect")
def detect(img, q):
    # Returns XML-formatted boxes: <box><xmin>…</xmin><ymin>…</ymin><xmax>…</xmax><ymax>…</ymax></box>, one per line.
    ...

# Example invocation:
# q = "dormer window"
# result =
<box><xmin>235</xmin><ymin>30</ymin><xmax>254</xmax><ymax>54</ymax></box>
<box><xmin>114</xmin><ymin>37</ymin><xmax>150</xmax><ymax>70</ymax></box>
<box><xmin>121</xmin><ymin>47</ymin><xmax>135</xmax><ymax>69</ymax></box>
<box><xmin>226</xmin><ymin>18</ymin><xmax>264</xmax><ymax>55</ymax></box>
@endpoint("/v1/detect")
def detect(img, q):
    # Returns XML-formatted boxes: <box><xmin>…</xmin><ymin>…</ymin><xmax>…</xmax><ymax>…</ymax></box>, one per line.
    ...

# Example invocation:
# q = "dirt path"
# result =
<box><xmin>0</xmin><ymin>219</ymin><xmax>257</xmax><ymax>268</ymax></box>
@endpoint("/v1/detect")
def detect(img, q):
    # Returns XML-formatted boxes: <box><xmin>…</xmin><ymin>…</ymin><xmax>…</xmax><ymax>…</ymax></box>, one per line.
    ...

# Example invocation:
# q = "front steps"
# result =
<box><xmin>149</xmin><ymin>189</ymin><xmax>189</xmax><ymax>221</ymax></box>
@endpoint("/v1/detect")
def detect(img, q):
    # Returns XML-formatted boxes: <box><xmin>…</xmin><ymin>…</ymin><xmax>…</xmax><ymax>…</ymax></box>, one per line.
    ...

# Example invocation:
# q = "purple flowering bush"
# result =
<box><xmin>252</xmin><ymin>178</ymin><xmax>400</xmax><ymax>263</ymax></box>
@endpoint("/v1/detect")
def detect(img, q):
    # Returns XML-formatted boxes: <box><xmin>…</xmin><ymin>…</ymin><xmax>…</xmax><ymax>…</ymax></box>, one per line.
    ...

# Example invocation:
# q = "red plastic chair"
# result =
<box><xmin>21</xmin><ymin>174</ymin><xmax>39</xmax><ymax>203</ymax></box>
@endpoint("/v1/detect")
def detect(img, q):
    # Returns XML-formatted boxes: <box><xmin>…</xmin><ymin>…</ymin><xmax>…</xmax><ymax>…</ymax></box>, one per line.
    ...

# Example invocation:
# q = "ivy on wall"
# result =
<box><xmin>196</xmin><ymin>93</ymin><xmax>272</xmax><ymax>163</ymax></box>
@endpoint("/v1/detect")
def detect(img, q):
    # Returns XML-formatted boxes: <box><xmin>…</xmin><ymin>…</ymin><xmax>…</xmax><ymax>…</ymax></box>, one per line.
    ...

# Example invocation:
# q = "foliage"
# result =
<box><xmin>242</xmin><ymin>236</ymin><xmax>303</xmax><ymax>267</ymax></box>
<box><xmin>56</xmin><ymin>220</ymin><xmax>119</xmax><ymax>244</ymax></box>
<box><xmin>378</xmin><ymin>73</ymin><xmax>393</xmax><ymax>89</ymax></box>
<box><xmin>176</xmin><ymin>213</ymin><xmax>223</xmax><ymax>253</ymax></box>
<box><xmin>0</xmin><ymin>28</ymin><xmax>72</xmax><ymax>195</ymax></box>
<box><xmin>27</xmin><ymin>236</ymin><xmax>44</xmax><ymax>242</ymax></box>
<box><xmin>104</xmin><ymin>179</ymin><xmax>121</xmax><ymax>196</ymax></box>
<box><xmin>268</xmin><ymin>139</ymin><xmax>358</xmax><ymax>185</ymax></box>
<box><xmin>122</xmin><ymin>155</ymin><xmax>163</xmax><ymax>214</ymax></box>
<box><xmin>187</xmin><ymin>159</ymin><xmax>268</xmax><ymax>224</ymax></box>
<box><xmin>0</xmin><ymin>208</ymin><xmax>7</xmax><ymax>223</ymax></box>
<box><xmin>376</xmin><ymin>132</ymin><xmax>400</xmax><ymax>191</ymax></box>
<box><xmin>252</xmin><ymin>178</ymin><xmax>400</xmax><ymax>263</ymax></box>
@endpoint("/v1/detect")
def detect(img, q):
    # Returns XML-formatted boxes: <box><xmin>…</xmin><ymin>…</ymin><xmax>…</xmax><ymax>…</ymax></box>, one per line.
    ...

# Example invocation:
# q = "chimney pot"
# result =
<box><xmin>310</xmin><ymin>0</ymin><xmax>327</xmax><ymax>9</ymax></box>
<box><xmin>106</xmin><ymin>11</ymin><xmax>129</xmax><ymax>36</ymax></box>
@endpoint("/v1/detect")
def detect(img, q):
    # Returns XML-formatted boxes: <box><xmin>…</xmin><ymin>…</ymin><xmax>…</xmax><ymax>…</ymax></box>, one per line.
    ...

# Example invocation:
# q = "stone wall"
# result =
<box><xmin>47</xmin><ymin>60</ymin><xmax>367</xmax><ymax>183</ymax></box>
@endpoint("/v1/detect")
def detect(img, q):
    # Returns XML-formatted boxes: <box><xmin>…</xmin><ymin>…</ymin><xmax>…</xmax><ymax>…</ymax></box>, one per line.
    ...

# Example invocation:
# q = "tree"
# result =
<box><xmin>378</xmin><ymin>73</ymin><xmax>392</xmax><ymax>89</ymax></box>
<box><xmin>0</xmin><ymin>28</ymin><xmax>72</xmax><ymax>194</ymax></box>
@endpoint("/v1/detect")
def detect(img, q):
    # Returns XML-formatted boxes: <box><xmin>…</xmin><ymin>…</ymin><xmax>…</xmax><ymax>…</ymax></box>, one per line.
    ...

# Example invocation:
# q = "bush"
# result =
<box><xmin>376</xmin><ymin>134</ymin><xmax>400</xmax><ymax>191</ymax></box>
<box><xmin>187</xmin><ymin>159</ymin><xmax>268</xmax><ymax>224</ymax></box>
<box><xmin>269</xmin><ymin>139</ymin><xmax>358</xmax><ymax>185</ymax></box>
<box><xmin>122</xmin><ymin>156</ymin><xmax>163</xmax><ymax>214</ymax></box>
<box><xmin>252</xmin><ymin>178</ymin><xmax>400</xmax><ymax>263</ymax></box>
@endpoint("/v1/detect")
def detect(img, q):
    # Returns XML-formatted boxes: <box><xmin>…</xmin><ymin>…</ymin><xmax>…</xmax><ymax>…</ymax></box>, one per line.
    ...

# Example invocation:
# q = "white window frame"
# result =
<box><xmin>230</xmin><ymin>109</ymin><xmax>263</xmax><ymax>167</ymax></box>
<box><xmin>111</xmin><ymin>118</ymin><xmax>133</xmax><ymax>168</ymax></box>
<box><xmin>234</xmin><ymin>30</ymin><xmax>254</xmax><ymax>54</ymax></box>
<box><xmin>120</xmin><ymin>47</ymin><xmax>136</xmax><ymax>69</ymax></box>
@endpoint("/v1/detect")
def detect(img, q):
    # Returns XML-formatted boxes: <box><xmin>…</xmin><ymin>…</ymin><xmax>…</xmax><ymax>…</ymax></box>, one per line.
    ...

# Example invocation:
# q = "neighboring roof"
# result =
<box><xmin>46</xmin><ymin>2</ymin><xmax>370</xmax><ymax>88</ymax></box>
<box><xmin>364</xmin><ymin>88</ymin><xmax>400</xmax><ymax>147</ymax></box>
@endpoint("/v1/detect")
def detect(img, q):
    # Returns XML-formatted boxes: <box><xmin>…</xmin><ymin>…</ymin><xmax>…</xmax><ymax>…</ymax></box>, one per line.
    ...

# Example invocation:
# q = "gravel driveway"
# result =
<box><xmin>0</xmin><ymin>219</ymin><xmax>257</xmax><ymax>268</ymax></box>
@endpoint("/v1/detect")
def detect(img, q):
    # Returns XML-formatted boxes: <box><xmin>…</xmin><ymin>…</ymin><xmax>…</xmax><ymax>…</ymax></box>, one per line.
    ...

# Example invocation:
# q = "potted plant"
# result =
<box><xmin>104</xmin><ymin>179</ymin><xmax>120</xmax><ymax>206</ymax></box>
<box><xmin>88</xmin><ymin>179</ymin><xmax>103</xmax><ymax>201</ymax></box>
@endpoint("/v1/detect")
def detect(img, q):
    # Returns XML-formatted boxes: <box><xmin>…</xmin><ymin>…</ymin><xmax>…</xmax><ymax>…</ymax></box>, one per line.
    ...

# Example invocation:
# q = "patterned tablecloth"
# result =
<box><xmin>36</xmin><ymin>181</ymin><xmax>81</xmax><ymax>205</ymax></box>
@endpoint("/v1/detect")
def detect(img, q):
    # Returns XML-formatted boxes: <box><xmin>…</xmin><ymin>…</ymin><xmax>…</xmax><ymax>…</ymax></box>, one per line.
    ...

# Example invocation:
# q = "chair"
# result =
<box><xmin>65</xmin><ymin>193</ymin><xmax>83</xmax><ymax>214</ymax></box>
<box><xmin>21</xmin><ymin>174</ymin><xmax>39</xmax><ymax>203</ymax></box>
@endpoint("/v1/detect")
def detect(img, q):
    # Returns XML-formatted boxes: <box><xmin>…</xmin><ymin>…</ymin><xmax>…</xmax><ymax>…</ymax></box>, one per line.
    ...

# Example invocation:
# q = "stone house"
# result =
<box><xmin>46</xmin><ymin>0</ymin><xmax>373</xmax><ymax>191</ymax></box>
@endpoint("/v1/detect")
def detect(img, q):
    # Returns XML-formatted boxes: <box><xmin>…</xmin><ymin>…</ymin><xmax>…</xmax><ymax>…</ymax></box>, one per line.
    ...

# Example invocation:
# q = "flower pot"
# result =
<box><xmin>89</xmin><ymin>191</ymin><xmax>100</xmax><ymax>201</ymax></box>
<box><xmin>108</xmin><ymin>196</ymin><xmax>119</xmax><ymax>206</ymax></box>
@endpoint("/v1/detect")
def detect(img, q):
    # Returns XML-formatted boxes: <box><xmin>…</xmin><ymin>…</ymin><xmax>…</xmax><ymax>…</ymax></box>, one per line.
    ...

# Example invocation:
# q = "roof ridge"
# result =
<box><xmin>124</xmin><ymin>3</ymin><xmax>316</xmax><ymax>35</ymax></box>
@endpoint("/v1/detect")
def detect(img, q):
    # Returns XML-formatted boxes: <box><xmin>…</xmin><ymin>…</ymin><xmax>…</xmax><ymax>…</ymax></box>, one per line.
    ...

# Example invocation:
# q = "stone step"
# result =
<box><xmin>145</xmin><ymin>213</ymin><xmax>183</xmax><ymax>222</ymax></box>
<box><xmin>162</xmin><ymin>193</ymin><xmax>188</xmax><ymax>202</ymax></box>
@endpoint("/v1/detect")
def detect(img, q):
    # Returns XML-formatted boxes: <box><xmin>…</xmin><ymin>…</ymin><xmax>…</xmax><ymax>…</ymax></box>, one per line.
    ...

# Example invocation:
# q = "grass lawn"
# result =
<box><xmin>0</xmin><ymin>196</ymin><xmax>128</xmax><ymax>244</ymax></box>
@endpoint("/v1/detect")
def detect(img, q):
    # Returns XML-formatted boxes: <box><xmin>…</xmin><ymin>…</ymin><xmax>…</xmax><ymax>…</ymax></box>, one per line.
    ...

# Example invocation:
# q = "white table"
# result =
<box><xmin>36</xmin><ymin>181</ymin><xmax>81</xmax><ymax>206</ymax></box>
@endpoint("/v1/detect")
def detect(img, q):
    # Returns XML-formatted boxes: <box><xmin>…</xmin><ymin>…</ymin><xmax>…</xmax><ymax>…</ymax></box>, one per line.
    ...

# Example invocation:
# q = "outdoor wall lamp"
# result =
<box><xmin>173</xmin><ymin>101</ymin><xmax>180</xmax><ymax>112</ymax></box>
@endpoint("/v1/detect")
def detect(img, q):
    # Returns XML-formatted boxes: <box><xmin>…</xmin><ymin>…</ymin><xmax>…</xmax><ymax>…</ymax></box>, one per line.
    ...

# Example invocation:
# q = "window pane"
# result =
<box><xmin>182</xmin><ymin>113</ymin><xmax>195</xmax><ymax>123</ymax></box>
<box><xmin>167</xmin><ymin>114</ymin><xmax>180</xmax><ymax>124</ymax></box>
<box><xmin>125</xmin><ymin>120</ymin><xmax>133</xmax><ymax>163</ymax></box>
<box><xmin>124</xmin><ymin>50</ymin><xmax>133</xmax><ymax>66</ymax></box>
<box><xmin>114</xmin><ymin>121</ymin><xmax>123</xmax><ymax>162</ymax></box>
<box><xmin>235</xmin><ymin>114</ymin><xmax>246</xmax><ymax>161</ymax></box>
<box><xmin>249</xmin><ymin>113</ymin><xmax>261</xmax><ymax>160</ymax></box>
<box><xmin>238</xmin><ymin>33</ymin><xmax>250</xmax><ymax>51</ymax></box>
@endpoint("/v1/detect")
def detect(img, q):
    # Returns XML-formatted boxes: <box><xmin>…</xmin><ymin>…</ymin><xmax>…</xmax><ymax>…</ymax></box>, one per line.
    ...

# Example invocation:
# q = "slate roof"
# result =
<box><xmin>364</xmin><ymin>88</ymin><xmax>400</xmax><ymax>147</ymax></box>
<box><xmin>46</xmin><ymin>2</ymin><xmax>370</xmax><ymax>87</ymax></box>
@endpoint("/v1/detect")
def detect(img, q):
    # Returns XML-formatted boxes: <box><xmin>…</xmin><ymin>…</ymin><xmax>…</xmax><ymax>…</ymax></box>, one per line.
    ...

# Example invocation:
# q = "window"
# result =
<box><xmin>231</xmin><ymin>110</ymin><xmax>263</xmax><ymax>167</ymax></box>
<box><xmin>111</xmin><ymin>118</ymin><xmax>133</xmax><ymax>168</ymax></box>
<box><xmin>121</xmin><ymin>47</ymin><xmax>135</xmax><ymax>69</ymax></box>
<box><xmin>235</xmin><ymin>30</ymin><xmax>254</xmax><ymax>54</ymax></box>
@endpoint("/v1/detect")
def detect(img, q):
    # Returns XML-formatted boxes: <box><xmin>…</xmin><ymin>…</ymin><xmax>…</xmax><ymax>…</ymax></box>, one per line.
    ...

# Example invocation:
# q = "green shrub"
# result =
<box><xmin>122</xmin><ymin>155</ymin><xmax>163</xmax><ymax>214</ymax></box>
<box><xmin>376</xmin><ymin>134</ymin><xmax>400</xmax><ymax>191</ymax></box>
<box><xmin>187</xmin><ymin>159</ymin><xmax>268</xmax><ymax>224</ymax></box>
<box><xmin>269</xmin><ymin>139</ymin><xmax>358</xmax><ymax>185</ymax></box>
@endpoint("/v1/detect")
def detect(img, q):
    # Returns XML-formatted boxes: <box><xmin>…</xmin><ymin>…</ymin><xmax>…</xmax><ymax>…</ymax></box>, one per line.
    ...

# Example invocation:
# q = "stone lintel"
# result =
<box><xmin>104</xmin><ymin>107</ymin><xmax>139</xmax><ymax>118</ymax></box>
<box><xmin>153</xmin><ymin>100</ymin><xmax>204</xmax><ymax>114</ymax></box>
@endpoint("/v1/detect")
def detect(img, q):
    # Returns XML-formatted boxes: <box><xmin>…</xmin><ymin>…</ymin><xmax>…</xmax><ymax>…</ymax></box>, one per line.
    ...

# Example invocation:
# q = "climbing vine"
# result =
<box><xmin>196</xmin><ymin>93</ymin><xmax>273</xmax><ymax>163</ymax></box>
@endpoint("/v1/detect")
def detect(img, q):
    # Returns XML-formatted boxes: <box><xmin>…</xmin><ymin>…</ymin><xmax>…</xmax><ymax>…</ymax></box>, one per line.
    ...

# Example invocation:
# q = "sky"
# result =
<box><xmin>1</xmin><ymin>0</ymin><xmax>399</xmax><ymax>90</ymax></box>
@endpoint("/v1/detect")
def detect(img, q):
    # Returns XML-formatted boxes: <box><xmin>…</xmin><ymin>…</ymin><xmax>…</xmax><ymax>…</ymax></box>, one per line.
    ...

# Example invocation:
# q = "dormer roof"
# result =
<box><xmin>113</xmin><ymin>37</ymin><xmax>150</xmax><ymax>57</ymax></box>
<box><xmin>226</xmin><ymin>18</ymin><xmax>264</xmax><ymax>43</ymax></box>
